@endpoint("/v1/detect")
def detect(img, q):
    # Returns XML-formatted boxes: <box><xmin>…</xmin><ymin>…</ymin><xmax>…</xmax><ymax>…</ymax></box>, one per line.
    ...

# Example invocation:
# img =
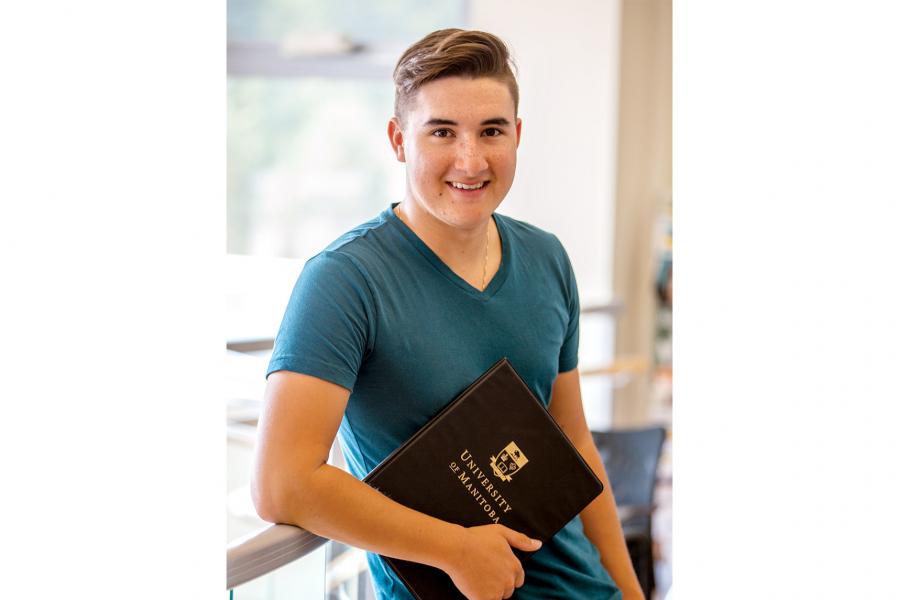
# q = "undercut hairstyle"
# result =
<box><xmin>393</xmin><ymin>29</ymin><xmax>519</xmax><ymax>124</ymax></box>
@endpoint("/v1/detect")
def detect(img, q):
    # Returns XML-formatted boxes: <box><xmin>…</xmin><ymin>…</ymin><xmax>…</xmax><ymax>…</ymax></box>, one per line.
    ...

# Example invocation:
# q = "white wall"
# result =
<box><xmin>471</xmin><ymin>0</ymin><xmax>622</xmax><ymax>429</ymax></box>
<box><xmin>470</xmin><ymin>0</ymin><xmax>621</xmax><ymax>305</ymax></box>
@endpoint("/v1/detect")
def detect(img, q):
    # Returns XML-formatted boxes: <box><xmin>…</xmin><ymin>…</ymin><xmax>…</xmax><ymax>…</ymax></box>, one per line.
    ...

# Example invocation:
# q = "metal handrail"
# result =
<box><xmin>226</xmin><ymin>523</ymin><xmax>327</xmax><ymax>590</ymax></box>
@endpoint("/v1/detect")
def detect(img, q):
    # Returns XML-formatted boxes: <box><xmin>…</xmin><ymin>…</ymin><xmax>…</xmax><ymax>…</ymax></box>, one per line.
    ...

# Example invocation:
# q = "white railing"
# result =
<box><xmin>226</xmin><ymin>523</ymin><xmax>327</xmax><ymax>590</ymax></box>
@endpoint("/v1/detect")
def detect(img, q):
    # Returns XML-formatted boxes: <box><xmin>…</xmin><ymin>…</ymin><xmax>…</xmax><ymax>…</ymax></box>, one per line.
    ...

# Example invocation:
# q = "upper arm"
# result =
<box><xmin>251</xmin><ymin>370</ymin><xmax>351</xmax><ymax>522</ymax></box>
<box><xmin>548</xmin><ymin>368</ymin><xmax>593</xmax><ymax>450</ymax></box>
<box><xmin>255</xmin><ymin>253</ymin><xmax>374</xmax><ymax>522</ymax></box>
<box><xmin>267</xmin><ymin>252</ymin><xmax>375</xmax><ymax>391</ymax></box>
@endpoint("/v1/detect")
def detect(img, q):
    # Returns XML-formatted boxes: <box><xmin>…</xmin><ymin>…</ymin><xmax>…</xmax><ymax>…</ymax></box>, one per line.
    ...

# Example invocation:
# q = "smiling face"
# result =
<box><xmin>388</xmin><ymin>76</ymin><xmax>522</xmax><ymax>232</ymax></box>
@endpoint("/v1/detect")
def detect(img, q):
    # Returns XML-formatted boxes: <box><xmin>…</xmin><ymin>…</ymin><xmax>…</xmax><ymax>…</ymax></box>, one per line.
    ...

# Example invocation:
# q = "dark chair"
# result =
<box><xmin>591</xmin><ymin>427</ymin><xmax>667</xmax><ymax>600</ymax></box>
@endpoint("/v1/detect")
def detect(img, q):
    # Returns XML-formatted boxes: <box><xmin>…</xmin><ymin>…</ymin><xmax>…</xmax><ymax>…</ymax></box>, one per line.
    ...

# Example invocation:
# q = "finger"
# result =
<box><xmin>497</xmin><ymin>526</ymin><xmax>530</xmax><ymax>547</ymax></box>
<box><xmin>502</xmin><ymin>528</ymin><xmax>542</xmax><ymax>551</ymax></box>
<box><xmin>515</xmin><ymin>561</ymin><xmax>525</xmax><ymax>588</ymax></box>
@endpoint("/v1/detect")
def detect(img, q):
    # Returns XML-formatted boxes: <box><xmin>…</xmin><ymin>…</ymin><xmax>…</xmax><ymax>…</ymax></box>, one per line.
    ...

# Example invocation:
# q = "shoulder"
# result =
<box><xmin>303</xmin><ymin>209</ymin><xmax>398</xmax><ymax>281</ymax></box>
<box><xmin>496</xmin><ymin>213</ymin><xmax>578</xmax><ymax>306</ymax></box>
<box><xmin>495</xmin><ymin>213</ymin><xmax>563</xmax><ymax>247</ymax></box>
<box><xmin>495</xmin><ymin>212</ymin><xmax>571</xmax><ymax>267</ymax></box>
<box><xmin>319</xmin><ymin>209</ymin><xmax>403</xmax><ymax>269</ymax></box>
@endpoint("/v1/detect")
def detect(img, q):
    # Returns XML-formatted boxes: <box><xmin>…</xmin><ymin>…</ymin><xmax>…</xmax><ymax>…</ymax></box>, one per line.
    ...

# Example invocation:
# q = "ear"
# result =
<box><xmin>388</xmin><ymin>117</ymin><xmax>406</xmax><ymax>162</ymax></box>
<box><xmin>515</xmin><ymin>117</ymin><xmax>523</xmax><ymax>149</ymax></box>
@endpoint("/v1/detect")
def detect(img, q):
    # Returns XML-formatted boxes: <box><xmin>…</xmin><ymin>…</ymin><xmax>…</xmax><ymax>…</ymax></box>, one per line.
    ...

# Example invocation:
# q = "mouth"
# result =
<box><xmin>446</xmin><ymin>180</ymin><xmax>490</xmax><ymax>194</ymax></box>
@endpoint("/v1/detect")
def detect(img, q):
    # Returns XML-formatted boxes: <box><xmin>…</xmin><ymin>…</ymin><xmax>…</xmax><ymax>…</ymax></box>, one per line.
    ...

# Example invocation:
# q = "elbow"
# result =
<box><xmin>251</xmin><ymin>467</ymin><xmax>299</xmax><ymax>524</ymax></box>
<box><xmin>251</xmin><ymin>474</ymin><xmax>281</xmax><ymax>524</ymax></box>
<box><xmin>251</xmin><ymin>467</ymin><xmax>317</xmax><ymax>526</ymax></box>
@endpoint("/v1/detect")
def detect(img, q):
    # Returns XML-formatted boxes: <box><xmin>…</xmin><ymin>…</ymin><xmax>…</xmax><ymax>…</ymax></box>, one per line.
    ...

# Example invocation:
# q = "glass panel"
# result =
<box><xmin>228</xmin><ymin>77</ymin><xmax>404</xmax><ymax>258</ymax></box>
<box><xmin>325</xmin><ymin>541</ymin><xmax>376</xmax><ymax>600</ymax></box>
<box><xmin>228</xmin><ymin>0</ymin><xmax>466</xmax><ymax>46</ymax></box>
<box><xmin>229</xmin><ymin>543</ymin><xmax>328</xmax><ymax>599</ymax></box>
<box><xmin>228</xmin><ymin>346</ymin><xmax>328</xmax><ymax>599</ymax></box>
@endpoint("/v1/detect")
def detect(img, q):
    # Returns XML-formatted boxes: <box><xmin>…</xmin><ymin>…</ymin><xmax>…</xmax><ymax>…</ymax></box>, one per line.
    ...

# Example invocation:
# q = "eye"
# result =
<box><xmin>431</xmin><ymin>128</ymin><xmax>453</xmax><ymax>138</ymax></box>
<box><xmin>482</xmin><ymin>127</ymin><xmax>503</xmax><ymax>137</ymax></box>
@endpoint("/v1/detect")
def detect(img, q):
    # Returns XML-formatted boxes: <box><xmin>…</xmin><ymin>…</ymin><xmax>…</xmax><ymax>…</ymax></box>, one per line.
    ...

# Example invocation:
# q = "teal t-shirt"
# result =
<box><xmin>267</xmin><ymin>204</ymin><xmax>622</xmax><ymax>600</ymax></box>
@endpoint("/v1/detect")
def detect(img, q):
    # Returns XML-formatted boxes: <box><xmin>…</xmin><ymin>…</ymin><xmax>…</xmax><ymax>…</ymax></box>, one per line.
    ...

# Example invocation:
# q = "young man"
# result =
<box><xmin>253</xmin><ymin>29</ymin><xmax>644</xmax><ymax>600</ymax></box>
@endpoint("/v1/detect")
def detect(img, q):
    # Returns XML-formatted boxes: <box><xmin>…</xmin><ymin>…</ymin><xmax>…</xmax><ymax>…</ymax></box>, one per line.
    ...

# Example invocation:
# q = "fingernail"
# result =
<box><xmin>532</xmin><ymin>539</ymin><xmax>542</xmax><ymax>548</ymax></box>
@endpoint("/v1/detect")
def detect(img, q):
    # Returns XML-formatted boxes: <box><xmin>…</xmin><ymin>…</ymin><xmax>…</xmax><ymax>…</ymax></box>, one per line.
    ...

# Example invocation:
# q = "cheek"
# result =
<box><xmin>490</xmin><ymin>149</ymin><xmax>517</xmax><ymax>176</ymax></box>
<box><xmin>411</xmin><ymin>160</ymin><xmax>435</xmax><ymax>186</ymax></box>
<box><xmin>410</xmin><ymin>147</ymin><xmax>448</xmax><ymax>179</ymax></box>
<box><xmin>507</xmin><ymin>152</ymin><xmax>517</xmax><ymax>174</ymax></box>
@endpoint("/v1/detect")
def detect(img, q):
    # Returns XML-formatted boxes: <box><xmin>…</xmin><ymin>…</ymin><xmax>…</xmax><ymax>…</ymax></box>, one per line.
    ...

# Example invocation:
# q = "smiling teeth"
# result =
<box><xmin>451</xmin><ymin>182</ymin><xmax>485</xmax><ymax>190</ymax></box>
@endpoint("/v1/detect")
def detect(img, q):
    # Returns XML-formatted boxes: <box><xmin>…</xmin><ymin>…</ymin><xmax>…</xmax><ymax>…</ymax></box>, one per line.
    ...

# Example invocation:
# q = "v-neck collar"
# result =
<box><xmin>386</xmin><ymin>203</ymin><xmax>511</xmax><ymax>301</ymax></box>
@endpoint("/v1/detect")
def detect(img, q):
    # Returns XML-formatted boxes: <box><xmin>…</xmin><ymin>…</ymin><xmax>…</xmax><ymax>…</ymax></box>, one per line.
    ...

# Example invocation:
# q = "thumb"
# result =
<box><xmin>500</xmin><ymin>527</ymin><xmax>542</xmax><ymax>551</ymax></box>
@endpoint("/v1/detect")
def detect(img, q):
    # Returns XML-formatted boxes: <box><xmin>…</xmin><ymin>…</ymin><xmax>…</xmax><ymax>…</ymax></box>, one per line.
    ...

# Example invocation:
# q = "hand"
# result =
<box><xmin>441</xmin><ymin>524</ymin><xmax>542</xmax><ymax>600</ymax></box>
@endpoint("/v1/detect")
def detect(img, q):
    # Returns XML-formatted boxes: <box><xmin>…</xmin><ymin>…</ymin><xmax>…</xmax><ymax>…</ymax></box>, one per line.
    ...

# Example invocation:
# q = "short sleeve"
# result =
<box><xmin>557</xmin><ymin>243</ymin><xmax>581</xmax><ymax>373</ymax></box>
<box><xmin>266</xmin><ymin>251</ymin><xmax>375</xmax><ymax>391</ymax></box>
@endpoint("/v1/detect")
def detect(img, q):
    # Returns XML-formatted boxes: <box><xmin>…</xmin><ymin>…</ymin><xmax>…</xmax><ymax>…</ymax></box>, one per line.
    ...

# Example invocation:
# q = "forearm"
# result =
<box><xmin>575</xmin><ymin>439</ymin><xmax>644</xmax><ymax>598</ymax></box>
<box><xmin>262</xmin><ymin>462</ymin><xmax>463</xmax><ymax>572</ymax></box>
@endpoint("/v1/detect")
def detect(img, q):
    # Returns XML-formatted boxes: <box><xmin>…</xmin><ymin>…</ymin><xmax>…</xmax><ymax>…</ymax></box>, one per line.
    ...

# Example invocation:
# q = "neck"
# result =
<box><xmin>394</xmin><ymin>200</ymin><xmax>493</xmax><ymax>263</ymax></box>
<box><xmin>394</xmin><ymin>199</ymin><xmax>498</xmax><ymax>290</ymax></box>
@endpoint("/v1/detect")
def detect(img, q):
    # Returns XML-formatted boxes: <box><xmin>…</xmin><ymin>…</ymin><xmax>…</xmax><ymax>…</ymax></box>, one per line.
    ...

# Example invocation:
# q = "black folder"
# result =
<box><xmin>363</xmin><ymin>358</ymin><xmax>604</xmax><ymax>599</ymax></box>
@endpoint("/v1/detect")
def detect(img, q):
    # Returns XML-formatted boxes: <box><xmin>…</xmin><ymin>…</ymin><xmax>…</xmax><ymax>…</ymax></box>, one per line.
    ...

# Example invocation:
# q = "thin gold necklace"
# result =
<box><xmin>481</xmin><ymin>222</ymin><xmax>490</xmax><ymax>291</ymax></box>
<box><xmin>396</xmin><ymin>204</ymin><xmax>491</xmax><ymax>291</ymax></box>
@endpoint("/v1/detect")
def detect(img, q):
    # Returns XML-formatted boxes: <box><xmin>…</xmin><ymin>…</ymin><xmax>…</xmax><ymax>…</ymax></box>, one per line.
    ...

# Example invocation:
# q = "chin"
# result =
<box><xmin>408</xmin><ymin>187</ymin><xmax>503</xmax><ymax>229</ymax></box>
<box><xmin>442</xmin><ymin>203</ymin><xmax>498</xmax><ymax>228</ymax></box>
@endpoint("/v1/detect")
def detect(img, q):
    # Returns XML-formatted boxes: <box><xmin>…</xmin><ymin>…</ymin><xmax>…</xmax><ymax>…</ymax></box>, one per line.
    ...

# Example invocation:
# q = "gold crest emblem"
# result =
<box><xmin>490</xmin><ymin>441</ymin><xmax>529</xmax><ymax>482</ymax></box>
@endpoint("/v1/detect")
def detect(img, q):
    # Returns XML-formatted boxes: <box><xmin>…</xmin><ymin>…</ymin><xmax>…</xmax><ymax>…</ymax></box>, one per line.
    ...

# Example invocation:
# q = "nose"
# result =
<box><xmin>454</xmin><ymin>136</ymin><xmax>489</xmax><ymax>176</ymax></box>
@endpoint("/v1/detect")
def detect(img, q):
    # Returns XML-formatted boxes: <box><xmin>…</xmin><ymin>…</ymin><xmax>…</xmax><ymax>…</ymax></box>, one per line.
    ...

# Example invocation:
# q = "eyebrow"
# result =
<box><xmin>422</xmin><ymin>117</ymin><xmax>512</xmax><ymax>127</ymax></box>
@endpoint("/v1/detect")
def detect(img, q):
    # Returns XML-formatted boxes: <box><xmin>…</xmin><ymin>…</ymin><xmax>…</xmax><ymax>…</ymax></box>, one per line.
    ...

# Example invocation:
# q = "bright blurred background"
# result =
<box><xmin>225</xmin><ymin>1</ymin><xmax>671</xmax><ymax>598</ymax></box>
